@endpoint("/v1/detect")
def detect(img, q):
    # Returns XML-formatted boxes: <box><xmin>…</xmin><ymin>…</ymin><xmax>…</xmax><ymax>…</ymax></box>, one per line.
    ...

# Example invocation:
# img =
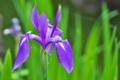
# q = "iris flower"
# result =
<box><xmin>13</xmin><ymin>4</ymin><xmax>74</xmax><ymax>73</ymax></box>
<box><xmin>4</xmin><ymin>18</ymin><xmax>21</xmax><ymax>36</ymax></box>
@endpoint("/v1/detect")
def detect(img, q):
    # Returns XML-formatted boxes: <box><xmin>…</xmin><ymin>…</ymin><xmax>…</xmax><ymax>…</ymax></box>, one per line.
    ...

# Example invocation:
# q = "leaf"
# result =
<box><xmin>71</xmin><ymin>13</ymin><xmax>82</xmax><ymax>80</ymax></box>
<box><xmin>109</xmin><ymin>38</ymin><xmax>118</xmax><ymax>80</ymax></box>
<box><xmin>2</xmin><ymin>49</ymin><xmax>12</xmax><ymax>80</ymax></box>
<box><xmin>12</xmin><ymin>0</ymin><xmax>26</xmax><ymax>30</ymax></box>
<box><xmin>12</xmin><ymin>69</ymin><xmax>29</xmax><ymax>79</ymax></box>
<box><xmin>86</xmin><ymin>60</ymin><xmax>95</xmax><ymax>80</ymax></box>
<box><xmin>61</xmin><ymin>6</ymin><xmax>69</xmax><ymax>39</ymax></box>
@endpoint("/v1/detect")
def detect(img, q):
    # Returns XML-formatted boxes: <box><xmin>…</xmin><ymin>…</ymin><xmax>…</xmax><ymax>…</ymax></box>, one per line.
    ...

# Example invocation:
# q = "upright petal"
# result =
<box><xmin>51</xmin><ymin>6</ymin><xmax>61</xmax><ymax>37</ymax></box>
<box><xmin>48</xmin><ymin>25</ymin><xmax>62</xmax><ymax>37</ymax></box>
<box><xmin>38</xmin><ymin>13</ymin><xmax>48</xmax><ymax>44</ymax></box>
<box><xmin>31</xmin><ymin>3</ymin><xmax>39</xmax><ymax>28</ymax></box>
<box><xmin>55</xmin><ymin>40</ymin><xmax>74</xmax><ymax>73</ymax></box>
<box><xmin>12</xmin><ymin>34</ymin><xmax>30</xmax><ymax>71</ymax></box>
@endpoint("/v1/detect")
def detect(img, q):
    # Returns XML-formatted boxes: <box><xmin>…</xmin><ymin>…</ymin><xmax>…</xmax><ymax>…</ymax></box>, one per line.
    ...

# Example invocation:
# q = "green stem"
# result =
<box><xmin>41</xmin><ymin>50</ymin><xmax>48</xmax><ymax>80</ymax></box>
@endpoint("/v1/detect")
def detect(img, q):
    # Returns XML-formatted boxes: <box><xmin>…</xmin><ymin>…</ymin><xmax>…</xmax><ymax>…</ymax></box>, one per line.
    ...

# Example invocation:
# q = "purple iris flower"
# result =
<box><xmin>3</xmin><ymin>18</ymin><xmax>21</xmax><ymax>36</ymax></box>
<box><xmin>12</xmin><ymin>4</ymin><xmax>74</xmax><ymax>73</ymax></box>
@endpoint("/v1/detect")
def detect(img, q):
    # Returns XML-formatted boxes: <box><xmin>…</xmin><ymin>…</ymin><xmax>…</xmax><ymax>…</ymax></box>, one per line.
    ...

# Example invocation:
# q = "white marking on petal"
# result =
<box><xmin>20</xmin><ymin>37</ymin><xmax>27</xmax><ymax>46</ymax></box>
<box><xmin>59</xmin><ymin>42</ymin><xmax>66</xmax><ymax>51</ymax></box>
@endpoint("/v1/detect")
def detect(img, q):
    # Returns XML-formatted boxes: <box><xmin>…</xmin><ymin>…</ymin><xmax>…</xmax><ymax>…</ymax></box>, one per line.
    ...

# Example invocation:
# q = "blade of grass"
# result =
<box><xmin>25</xmin><ymin>1</ymin><xmax>34</xmax><ymax>31</ymax></box>
<box><xmin>101</xmin><ymin>2</ymin><xmax>117</xmax><ymax>80</ymax></box>
<box><xmin>109</xmin><ymin>10</ymin><xmax>119</xmax><ymax>19</ymax></box>
<box><xmin>1</xmin><ymin>49</ymin><xmax>12</xmax><ymax>80</ymax></box>
<box><xmin>27</xmin><ymin>40</ymin><xmax>42</xmax><ymax>80</ymax></box>
<box><xmin>12</xmin><ymin>69</ymin><xmax>29</xmax><ymax>80</ymax></box>
<box><xmin>93</xmin><ymin>25</ymin><xmax>116</xmax><ymax>55</ymax></box>
<box><xmin>102</xmin><ymin>1</ymin><xmax>110</xmax><ymax>66</ymax></box>
<box><xmin>86</xmin><ymin>60</ymin><xmax>95</xmax><ymax>80</ymax></box>
<box><xmin>83</xmin><ymin>11</ymin><xmax>102</xmax><ymax>79</ymax></box>
<box><xmin>83</xmin><ymin>24</ymin><xmax>101</xmax><ymax>80</ymax></box>
<box><xmin>18</xmin><ymin>0</ymin><xmax>25</xmax><ymax>13</ymax></box>
<box><xmin>71</xmin><ymin>13</ymin><xmax>82</xmax><ymax>80</ymax></box>
<box><xmin>48</xmin><ymin>49</ymin><xmax>59</xmax><ymax>80</ymax></box>
<box><xmin>12</xmin><ymin>0</ymin><xmax>26</xmax><ymax>29</ymax></box>
<box><xmin>109</xmin><ymin>38</ymin><xmax>118</xmax><ymax>80</ymax></box>
<box><xmin>61</xmin><ymin>6</ymin><xmax>69</xmax><ymax>39</ymax></box>
<box><xmin>101</xmin><ymin>27</ymin><xmax>117</xmax><ymax>80</ymax></box>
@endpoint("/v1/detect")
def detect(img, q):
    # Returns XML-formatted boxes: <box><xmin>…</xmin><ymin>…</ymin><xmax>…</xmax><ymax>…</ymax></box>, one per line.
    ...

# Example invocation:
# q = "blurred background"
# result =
<box><xmin>0</xmin><ymin>0</ymin><xmax>119</xmax><ymax>80</ymax></box>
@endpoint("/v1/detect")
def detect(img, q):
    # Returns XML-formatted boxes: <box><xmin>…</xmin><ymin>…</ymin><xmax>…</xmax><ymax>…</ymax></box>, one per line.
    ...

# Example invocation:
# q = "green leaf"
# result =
<box><xmin>109</xmin><ymin>10</ymin><xmax>119</xmax><ymax>19</ymax></box>
<box><xmin>71</xmin><ymin>13</ymin><xmax>82</xmax><ymax>80</ymax></box>
<box><xmin>83</xmin><ymin>12</ymin><xmax>102</xmax><ymax>79</ymax></box>
<box><xmin>83</xmin><ymin>24</ymin><xmax>101</xmax><ymax>80</ymax></box>
<box><xmin>2</xmin><ymin>49</ymin><xmax>12</xmax><ymax>80</ymax></box>
<box><xmin>86</xmin><ymin>60</ymin><xmax>95</xmax><ymax>80</ymax></box>
<box><xmin>12</xmin><ymin>69</ymin><xmax>29</xmax><ymax>80</ymax></box>
<box><xmin>61</xmin><ymin>6</ymin><xmax>69</xmax><ymax>39</ymax></box>
<box><xmin>102</xmin><ymin>1</ymin><xmax>111</xmax><ymax>65</ymax></box>
<box><xmin>18</xmin><ymin>0</ymin><xmax>25</xmax><ymax>13</ymax></box>
<box><xmin>101</xmin><ymin>2</ymin><xmax>118</xmax><ymax>80</ymax></box>
<box><xmin>12</xmin><ymin>0</ymin><xmax>26</xmax><ymax>30</ymax></box>
<box><xmin>109</xmin><ymin>38</ymin><xmax>118</xmax><ymax>80</ymax></box>
<box><xmin>48</xmin><ymin>49</ymin><xmax>59</xmax><ymax>80</ymax></box>
<box><xmin>101</xmin><ymin>2</ymin><xmax>111</xmax><ymax>80</ymax></box>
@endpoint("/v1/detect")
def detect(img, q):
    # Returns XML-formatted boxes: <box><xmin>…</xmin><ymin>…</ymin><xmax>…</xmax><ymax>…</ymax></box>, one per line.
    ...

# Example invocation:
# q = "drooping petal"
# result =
<box><xmin>28</xmin><ymin>33</ymin><xmax>44</xmax><ymax>48</ymax></box>
<box><xmin>31</xmin><ymin>3</ymin><xmax>39</xmax><ymax>28</ymax></box>
<box><xmin>55</xmin><ymin>40</ymin><xmax>74</xmax><ymax>73</ymax></box>
<box><xmin>51</xmin><ymin>6</ymin><xmax>61</xmax><ymax>37</ymax></box>
<box><xmin>38</xmin><ymin>13</ymin><xmax>48</xmax><ymax>44</ymax></box>
<box><xmin>12</xmin><ymin>34</ymin><xmax>30</xmax><ymax>71</ymax></box>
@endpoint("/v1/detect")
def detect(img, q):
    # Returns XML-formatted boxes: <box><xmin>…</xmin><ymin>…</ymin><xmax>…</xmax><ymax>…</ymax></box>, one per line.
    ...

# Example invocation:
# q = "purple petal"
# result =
<box><xmin>12</xmin><ymin>34</ymin><xmax>30</xmax><ymax>71</ymax></box>
<box><xmin>55</xmin><ymin>40</ymin><xmax>74</xmax><ymax>73</ymax></box>
<box><xmin>28</xmin><ymin>33</ymin><xmax>44</xmax><ymax>48</ymax></box>
<box><xmin>47</xmin><ymin>43</ymin><xmax>55</xmax><ymax>54</ymax></box>
<box><xmin>38</xmin><ymin>13</ymin><xmax>48</xmax><ymax>43</ymax></box>
<box><xmin>31</xmin><ymin>3</ymin><xmax>39</xmax><ymax>28</ymax></box>
<box><xmin>48</xmin><ymin>25</ymin><xmax>62</xmax><ymax>37</ymax></box>
<box><xmin>51</xmin><ymin>7</ymin><xmax>61</xmax><ymax>37</ymax></box>
<box><xmin>46</xmin><ymin>35</ymin><xmax>62</xmax><ymax>48</ymax></box>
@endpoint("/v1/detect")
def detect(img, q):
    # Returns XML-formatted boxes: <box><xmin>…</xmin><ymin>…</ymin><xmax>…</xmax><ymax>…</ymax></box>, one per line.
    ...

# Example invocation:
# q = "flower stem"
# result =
<box><xmin>41</xmin><ymin>50</ymin><xmax>48</xmax><ymax>80</ymax></box>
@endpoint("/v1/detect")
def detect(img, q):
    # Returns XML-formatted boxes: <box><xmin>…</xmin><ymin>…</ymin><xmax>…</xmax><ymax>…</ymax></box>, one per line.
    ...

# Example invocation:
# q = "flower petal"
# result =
<box><xmin>12</xmin><ymin>34</ymin><xmax>30</xmax><ymax>71</ymax></box>
<box><xmin>47</xmin><ymin>43</ymin><xmax>55</xmax><ymax>54</ymax></box>
<box><xmin>28</xmin><ymin>33</ymin><xmax>44</xmax><ymax>48</ymax></box>
<box><xmin>48</xmin><ymin>25</ymin><xmax>62</xmax><ymax>36</ymax></box>
<box><xmin>31</xmin><ymin>3</ymin><xmax>39</xmax><ymax>28</ymax></box>
<box><xmin>38</xmin><ymin>13</ymin><xmax>48</xmax><ymax>43</ymax></box>
<box><xmin>55</xmin><ymin>40</ymin><xmax>74</xmax><ymax>73</ymax></box>
<box><xmin>51</xmin><ymin>7</ymin><xmax>61</xmax><ymax>37</ymax></box>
